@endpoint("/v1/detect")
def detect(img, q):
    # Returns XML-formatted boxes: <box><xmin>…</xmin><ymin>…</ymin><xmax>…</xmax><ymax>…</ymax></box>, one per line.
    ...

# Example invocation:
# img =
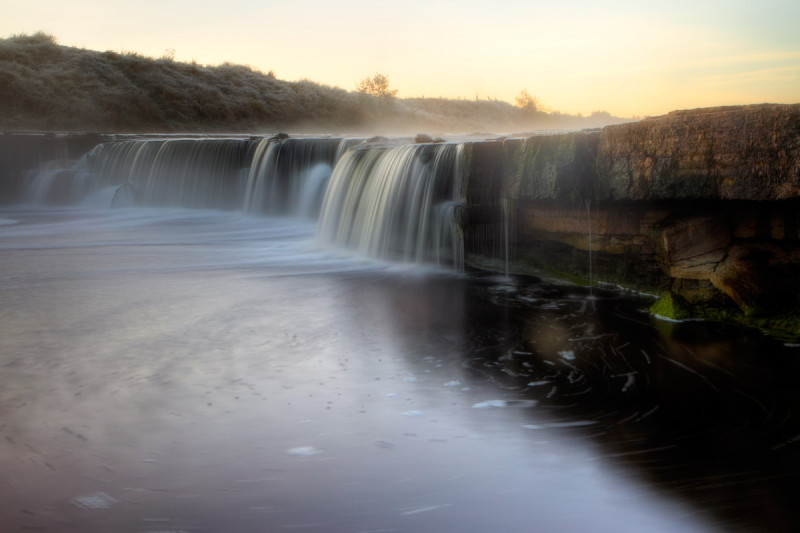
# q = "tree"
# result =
<box><xmin>515</xmin><ymin>89</ymin><xmax>540</xmax><ymax>112</ymax></box>
<box><xmin>356</xmin><ymin>73</ymin><xmax>398</xmax><ymax>98</ymax></box>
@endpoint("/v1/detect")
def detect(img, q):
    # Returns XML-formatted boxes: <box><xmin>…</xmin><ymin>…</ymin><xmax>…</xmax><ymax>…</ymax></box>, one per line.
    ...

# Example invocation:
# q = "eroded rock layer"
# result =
<box><xmin>462</xmin><ymin>104</ymin><xmax>800</xmax><ymax>327</ymax></box>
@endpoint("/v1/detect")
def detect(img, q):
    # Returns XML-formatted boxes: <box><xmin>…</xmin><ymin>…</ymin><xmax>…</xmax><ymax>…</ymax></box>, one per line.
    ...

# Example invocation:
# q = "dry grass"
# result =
<box><xmin>0</xmin><ymin>33</ymin><xmax>630</xmax><ymax>134</ymax></box>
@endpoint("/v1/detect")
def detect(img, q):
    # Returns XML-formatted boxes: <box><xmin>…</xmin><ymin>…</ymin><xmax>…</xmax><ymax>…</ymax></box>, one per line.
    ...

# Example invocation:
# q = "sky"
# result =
<box><xmin>3</xmin><ymin>0</ymin><xmax>799</xmax><ymax>117</ymax></box>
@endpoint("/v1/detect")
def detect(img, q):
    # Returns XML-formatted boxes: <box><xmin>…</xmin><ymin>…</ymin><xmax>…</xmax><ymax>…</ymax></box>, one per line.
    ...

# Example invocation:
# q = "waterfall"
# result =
<box><xmin>316</xmin><ymin>143</ymin><xmax>465</xmax><ymax>268</ymax></box>
<box><xmin>27</xmin><ymin>138</ymin><xmax>255</xmax><ymax>209</ymax></box>
<box><xmin>128</xmin><ymin>139</ymin><xmax>253</xmax><ymax>209</ymax></box>
<box><xmin>22</xmin><ymin>135</ymin><xmax>467</xmax><ymax>270</ymax></box>
<box><xmin>243</xmin><ymin>137</ymin><xmax>344</xmax><ymax>217</ymax></box>
<box><xmin>26</xmin><ymin>137</ymin><xmax>354</xmax><ymax>215</ymax></box>
<box><xmin>27</xmin><ymin>161</ymin><xmax>99</xmax><ymax>205</ymax></box>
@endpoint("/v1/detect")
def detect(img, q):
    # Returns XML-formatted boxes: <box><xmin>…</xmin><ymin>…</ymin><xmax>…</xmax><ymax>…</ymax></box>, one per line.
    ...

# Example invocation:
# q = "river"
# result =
<box><xmin>1</xmin><ymin>203</ymin><xmax>798</xmax><ymax>532</ymax></box>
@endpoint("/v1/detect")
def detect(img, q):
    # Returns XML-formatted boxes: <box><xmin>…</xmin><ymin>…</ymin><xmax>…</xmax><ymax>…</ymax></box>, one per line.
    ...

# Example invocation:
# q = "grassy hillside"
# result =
<box><xmin>0</xmin><ymin>32</ymin><xmax>631</xmax><ymax>134</ymax></box>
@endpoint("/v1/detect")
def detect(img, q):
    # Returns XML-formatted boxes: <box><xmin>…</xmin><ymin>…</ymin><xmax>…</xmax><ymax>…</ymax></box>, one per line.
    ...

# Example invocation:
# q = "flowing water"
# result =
<box><xmin>1</xmin><ymin>137</ymin><xmax>799</xmax><ymax>532</ymax></box>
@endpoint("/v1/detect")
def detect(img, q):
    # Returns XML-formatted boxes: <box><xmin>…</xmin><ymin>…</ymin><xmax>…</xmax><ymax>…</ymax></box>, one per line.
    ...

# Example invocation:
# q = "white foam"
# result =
<box><xmin>558</xmin><ymin>350</ymin><xmax>576</xmax><ymax>360</ymax></box>
<box><xmin>472</xmin><ymin>400</ymin><xmax>508</xmax><ymax>409</ymax></box>
<box><xmin>472</xmin><ymin>399</ymin><xmax>538</xmax><ymax>409</ymax></box>
<box><xmin>522</xmin><ymin>421</ymin><xmax>598</xmax><ymax>430</ymax></box>
<box><xmin>527</xmin><ymin>380</ymin><xmax>551</xmax><ymax>387</ymax></box>
<box><xmin>285</xmin><ymin>446</ymin><xmax>323</xmax><ymax>456</ymax></box>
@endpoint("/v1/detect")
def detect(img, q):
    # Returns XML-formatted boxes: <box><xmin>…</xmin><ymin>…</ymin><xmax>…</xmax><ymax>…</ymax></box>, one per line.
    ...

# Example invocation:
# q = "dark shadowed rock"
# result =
<box><xmin>462</xmin><ymin>104</ymin><xmax>800</xmax><ymax>332</ymax></box>
<box><xmin>710</xmin><ymin>243</ymin><xmax>800</xmax><ymax>314</ymax></box>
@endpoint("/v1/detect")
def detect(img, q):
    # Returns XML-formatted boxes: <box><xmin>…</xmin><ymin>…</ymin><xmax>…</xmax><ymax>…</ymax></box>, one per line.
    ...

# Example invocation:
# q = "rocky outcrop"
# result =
<box><xmin>596</xmin><ymin>104</ymin><xmax>800</xmax><ymax>201</ymax></box>
<box><xmin>462</xmin><ymin>104</ymin><xmax>800</xmax><ymax>333</ymax></box>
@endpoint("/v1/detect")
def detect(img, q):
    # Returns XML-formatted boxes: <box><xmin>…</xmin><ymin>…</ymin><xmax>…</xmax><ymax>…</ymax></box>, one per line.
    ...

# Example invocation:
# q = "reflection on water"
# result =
<box><xmin>1</xmin><ymin>206</ymin><xmax>798</xmax><ymax>532</ymax></box>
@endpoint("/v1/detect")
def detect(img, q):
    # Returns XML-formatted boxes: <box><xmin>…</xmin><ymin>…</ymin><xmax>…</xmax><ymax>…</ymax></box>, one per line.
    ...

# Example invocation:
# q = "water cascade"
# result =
<box><xmin>316</xmin><ymin>143</ymin><xmax>465</xmax><ymax>268</ymax></box>
<box><xmin>26</xmin><ymin>136</ymin><xmax>367</xmax><ymax>217</ymax></box>
<box><xmin>28</xmin><ymin>138</ymin><xmax>255</xmax><ymax>209</ymax></box>
<box><xmin>243</xmin><ymin>137</ymin><xmax>347</xmax><ymax>217</ymax></box>
<box><xmin>23</xmin><ymin>136</ymin><xmax>468</xmax><ymax>270</ymax></box>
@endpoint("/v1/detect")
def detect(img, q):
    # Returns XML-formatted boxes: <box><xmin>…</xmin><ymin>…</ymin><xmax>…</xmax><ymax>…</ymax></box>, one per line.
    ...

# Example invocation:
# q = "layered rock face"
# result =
<box><xmin>462</xmin><ymin>104</ymin><xmax>800</xmax><ymax>324</ymax></box>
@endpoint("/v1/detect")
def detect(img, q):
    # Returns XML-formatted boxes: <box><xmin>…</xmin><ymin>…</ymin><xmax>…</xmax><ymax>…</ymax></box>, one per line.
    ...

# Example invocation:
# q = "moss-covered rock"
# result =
<box><xmin>650</xmin><ymin>291</ymin><xmax>692</xmax><ymax>320</ymax></box>
<box><xmin>650</xmin><ymin>291</ymin><xmax>800</xmax><ymax>341</ymax></box>
<box><xmin>507</xmin><ymin>132</ymin><xmax>598</xmax><ymax>202</ymax></box>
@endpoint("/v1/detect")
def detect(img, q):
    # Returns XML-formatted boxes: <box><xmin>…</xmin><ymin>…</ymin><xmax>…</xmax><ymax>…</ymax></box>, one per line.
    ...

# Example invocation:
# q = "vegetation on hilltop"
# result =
<box><xmin>0</xmin><ymin>32</ymin><xmax>631</xmax><ymax>134</ymax></box>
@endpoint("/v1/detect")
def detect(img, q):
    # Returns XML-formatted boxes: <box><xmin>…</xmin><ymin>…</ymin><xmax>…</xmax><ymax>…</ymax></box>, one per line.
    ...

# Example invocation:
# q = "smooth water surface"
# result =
<box><xmin>1</xmin><ymin>206</ymin><xmax>798</xmax><ymax>532</ymax></box>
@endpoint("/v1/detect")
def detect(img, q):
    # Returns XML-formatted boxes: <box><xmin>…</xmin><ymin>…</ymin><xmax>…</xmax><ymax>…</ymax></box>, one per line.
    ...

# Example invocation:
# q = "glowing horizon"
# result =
<box><xmin>3</xmin><ymin>0</ymin><xmax>799</xmax><ymax>118</ymax></box>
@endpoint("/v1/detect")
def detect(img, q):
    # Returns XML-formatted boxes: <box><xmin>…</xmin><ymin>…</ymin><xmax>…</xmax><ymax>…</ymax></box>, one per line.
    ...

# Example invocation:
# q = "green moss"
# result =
<box><xmin>651</xmin><ymin>294</ymin><xmax>800</xmax><ymax>342</ymax></box>
<box><xmin>649</xmin><ymin>291</ymin><xmax>692</xmax><ymax>320</ymax></box>
<box><xmin>510</xmin><ymin>134</ymin><xmax>584</xmax><ymax>200</ymax></box>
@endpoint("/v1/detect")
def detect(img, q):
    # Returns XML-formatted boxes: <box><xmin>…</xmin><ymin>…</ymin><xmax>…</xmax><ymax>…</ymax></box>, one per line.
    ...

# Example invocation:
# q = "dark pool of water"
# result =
<box><xmin>1</xmin><ymin>206</ymin><xmax>798</xmax><ymax>532</ymax></box>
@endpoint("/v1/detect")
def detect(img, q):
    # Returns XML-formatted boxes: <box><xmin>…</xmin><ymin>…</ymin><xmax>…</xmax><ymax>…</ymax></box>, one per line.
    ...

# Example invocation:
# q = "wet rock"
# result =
<box><xmin>507</xmin><ymin>131</ymin><xmax>599</xmax><ymax>201</ymax></box>
<box><xmin>710</xmin><ymin>243</ymin><xmax>800</xmax><ymax>314</ymax></box>
<box><xmin>654</xmin><ymin>214</ymin><xmax>731</xmax><ymax>279</ymax></box>
<box><xmin>650</xmin><ymin>291</ymin><xmax>692</xmax><ymax>320</ymax></box>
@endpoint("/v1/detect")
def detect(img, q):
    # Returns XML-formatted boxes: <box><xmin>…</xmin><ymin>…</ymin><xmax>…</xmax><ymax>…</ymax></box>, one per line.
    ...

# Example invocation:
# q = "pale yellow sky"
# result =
<box><xmin>3</xmin><ymin>0</ymin><xmax>799</xmax><ymax>117</ymax></box>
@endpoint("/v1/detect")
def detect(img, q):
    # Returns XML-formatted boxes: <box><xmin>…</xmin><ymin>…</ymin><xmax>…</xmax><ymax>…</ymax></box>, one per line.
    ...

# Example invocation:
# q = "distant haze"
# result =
<box><xmin>4</xmin><ymin>0</ymin><xmax>799</xmax><ymax>117</ymax></box>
